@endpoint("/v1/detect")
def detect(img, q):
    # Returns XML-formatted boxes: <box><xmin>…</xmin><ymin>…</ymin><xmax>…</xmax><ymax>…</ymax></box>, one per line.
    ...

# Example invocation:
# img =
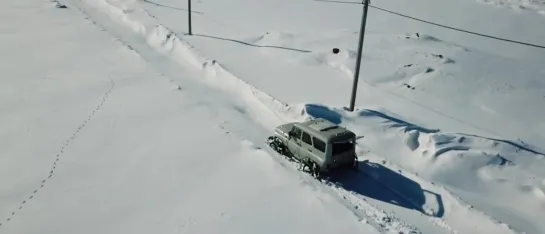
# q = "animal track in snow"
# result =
<box><xmin>0</xmin><ymin>78</ymin><xmax>115</xmax><ymax>228</ymax></box>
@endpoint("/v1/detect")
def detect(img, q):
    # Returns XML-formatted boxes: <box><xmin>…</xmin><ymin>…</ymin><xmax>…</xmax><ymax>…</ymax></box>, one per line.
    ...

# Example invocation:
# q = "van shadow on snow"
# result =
<box><xmin>302</xmin><ymin>104</ymin><xmax>443</xmax><ymax>216</ymax></box>
<box><xmin>327</xmin><ymin>162</ymin><xmax>445</xmax><ymax>218</ymax></box>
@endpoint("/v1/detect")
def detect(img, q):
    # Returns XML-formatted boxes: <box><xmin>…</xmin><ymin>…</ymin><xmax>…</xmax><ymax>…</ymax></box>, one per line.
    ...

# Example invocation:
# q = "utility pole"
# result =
<box><xmin>188</xmin><ymin>0</ymin><xmax>192</xmax><ymax>35</ymax></box>
<box><xmin>348</xmin><ymin>0</ymin><xmax>370</xmax><ymax>112</ymax></box>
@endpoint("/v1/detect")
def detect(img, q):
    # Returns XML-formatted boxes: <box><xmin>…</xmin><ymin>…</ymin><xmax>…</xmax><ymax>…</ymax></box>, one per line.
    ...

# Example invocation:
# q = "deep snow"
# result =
<box><xmin>2</xmin><ymin>0</ymin><xmax>545</xmax><ymax>233</ymax></box>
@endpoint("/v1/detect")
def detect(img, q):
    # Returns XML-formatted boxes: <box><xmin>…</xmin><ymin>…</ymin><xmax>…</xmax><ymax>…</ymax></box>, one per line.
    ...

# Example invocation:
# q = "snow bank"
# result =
<box><xmin>201</xmin><ymin>59</ymin><xmax>304</xmax><ymax>128</ymax></box>
<box><xmin>79</xmin><ymin>0</ymin><xmax>306</xmax><ymax>129</ymax></box>
<box><xmin>146</xmin><ymin>25</ymin><xmax>206</xmax><ymax>70</ymax></box>
<box><xmin>312</xmin><ymin>48</ymin><xmax>357</xmax><ymax>78</ymax></box>
<box><xmin>82</xmin><ymin>0</ymin><xmax>146</xmax><ymax>34</ymax></box>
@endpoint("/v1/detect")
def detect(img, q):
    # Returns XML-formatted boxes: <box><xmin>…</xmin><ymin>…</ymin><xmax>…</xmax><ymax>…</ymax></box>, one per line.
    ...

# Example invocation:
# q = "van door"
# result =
<box><xmin>300</xmin><ymin>131</ymin><xmax>321</xmax><ymax>164</ymax></box>
<box><xmin>287</xmin><ymin>127</ymin><xmax>302</xmax><ymax>159</ymax></box>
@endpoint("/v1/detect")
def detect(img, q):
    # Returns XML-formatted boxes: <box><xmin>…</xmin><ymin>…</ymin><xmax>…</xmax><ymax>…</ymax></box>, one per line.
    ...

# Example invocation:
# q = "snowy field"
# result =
<box><xmin>476</xmin><ymin>0</ymin><xmax>545</xmax><ymax>16</ymax></box>
<box><xmin>1</xmin><ymin>0</ymin><xmax>544</xmax><ymax>233</ymax></box>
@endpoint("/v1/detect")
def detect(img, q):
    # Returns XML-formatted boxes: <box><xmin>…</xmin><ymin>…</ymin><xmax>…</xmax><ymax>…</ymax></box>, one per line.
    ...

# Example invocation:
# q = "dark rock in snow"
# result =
<box><xmin>425</xmin><ymin>67</ymin><xmax>434</xmax><ymax>73</ymax></box>
<box><xmin>56</xmin><ymin>2</ymin><xmax>68</xmax><ymax>8</ymax></box>
<box><xmin>402</xmin><ymin>83</ymin><xmax>416</xmax><ymax>90</ymax></box>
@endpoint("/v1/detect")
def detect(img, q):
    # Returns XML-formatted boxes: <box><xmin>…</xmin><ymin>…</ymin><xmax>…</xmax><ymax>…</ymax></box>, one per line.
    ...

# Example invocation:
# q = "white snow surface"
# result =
<box><xmin>1</xmin><ymin>0</ymin><xmax>544</xmax><ymax>233</ymax></box>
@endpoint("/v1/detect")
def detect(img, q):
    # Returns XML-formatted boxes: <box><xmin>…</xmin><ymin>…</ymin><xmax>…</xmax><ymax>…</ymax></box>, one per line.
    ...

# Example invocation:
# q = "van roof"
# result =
<box><xmin>295</xmin><ymin>118</ymin><xmax>355</xmax><ymax>142</ymax></box>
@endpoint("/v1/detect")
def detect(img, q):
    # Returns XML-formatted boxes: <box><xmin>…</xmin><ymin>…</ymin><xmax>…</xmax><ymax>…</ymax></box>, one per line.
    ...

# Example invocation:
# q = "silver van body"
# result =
<box><xmin>270</xmin><ymin>118</ymin><xmax>358</xmax><ymax>172</ymax></box>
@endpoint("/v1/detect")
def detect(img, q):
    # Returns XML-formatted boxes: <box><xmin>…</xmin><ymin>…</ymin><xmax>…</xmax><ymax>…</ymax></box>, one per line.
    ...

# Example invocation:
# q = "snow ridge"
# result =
<box><xmin>148</xmin><ymin>23</ymin><xmax>303</xmax><ymax>128</ymax></box>
<box><xmin>82</xmin><ymin>0</ymin><xmax>305</xmax><ymax>128</ymax></box>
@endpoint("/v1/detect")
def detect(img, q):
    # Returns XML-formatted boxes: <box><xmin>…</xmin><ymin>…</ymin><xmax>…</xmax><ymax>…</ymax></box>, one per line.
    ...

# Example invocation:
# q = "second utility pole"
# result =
<box><xmin>348</xmin><ymin>0</ymin><xmax>370</xmax><ymax>112</ymax></box>
<box><xmin>188</xmin><ymin>0</ymin><xmax>192</xmax><ymax>35</ymax></box>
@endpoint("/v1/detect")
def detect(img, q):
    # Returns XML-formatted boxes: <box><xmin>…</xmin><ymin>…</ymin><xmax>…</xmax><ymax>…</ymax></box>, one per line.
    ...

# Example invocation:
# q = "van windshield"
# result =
<box><xmin>332</xmin><ymin>140</ymin><xmax>354</xmax><ymax>155</ymax></box>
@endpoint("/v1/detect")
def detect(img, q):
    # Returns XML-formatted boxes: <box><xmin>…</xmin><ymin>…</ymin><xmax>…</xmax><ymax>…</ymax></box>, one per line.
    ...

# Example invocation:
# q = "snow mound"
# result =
<box><xmin>296</xmin><ymin>32</ymin><xmax>458</xmax><ymax>86</ymax></box>
<box><xmin>312</xmin><ymin>48</ymin><xmax>358</xmax><ymax>78</ymax></box>
<box><xmin>250</xmin><ymin>31</ymin><xmax>296</xmax><ymax>45</ymax></box>
<box><xmin>344</xmin><ymin>106</ymin><xmax>543</xmax><ymax>177</ymax></box>
<box><xmin>398</xmin><ymin>33</ymin><xmax>469</xmax><ymax>51</ymax></box>
<box><xmin>50</xmin><ymin>0</ymin><xmax>68</xmax><ymax>8</ymax></box>
<box><xmin>476</xmin><ymin>0</ymin><xmax>545</xmax><ymax>15</ymax></box>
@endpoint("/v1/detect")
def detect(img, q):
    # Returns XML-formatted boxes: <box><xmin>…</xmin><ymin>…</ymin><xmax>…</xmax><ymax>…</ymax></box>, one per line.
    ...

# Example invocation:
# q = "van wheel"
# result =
<box><xmin>310</xmin><ymin>162</ymin><xmax>321</xmax><ymax>179</ymax></box>
<box><xmin>267</xmin><ymin>136</ymin><xmax>290</xmax><ymax>157</ymax></box>
<box><xmin>299</xmin><ymin>158</ymin><xmax>320</xmax><ymax>178</ymax></box>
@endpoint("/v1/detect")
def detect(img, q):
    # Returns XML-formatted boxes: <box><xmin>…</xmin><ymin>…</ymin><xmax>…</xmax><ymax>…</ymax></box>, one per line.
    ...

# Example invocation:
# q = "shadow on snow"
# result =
<box><xmin>358</xmin><ymin>109</ymin><xmax>440</xmax><ymax>133</ymax></box>
<box><xmin>328</xmin><ymin>161</ymin><xmax>445</xmax><ymax>218</ymax></box>
<box><xmin>142</xmin><ymin>0</ymin><xmax>204</xmax><ymax>14</ymax></box>
<box><xmin>313</xmin><ymin>0</ymin><xmax>362</xmax><ymax>5</ymax></box>
<box><xmin>193</xmin><ymin>34</ymin><xmax>312</xmax><ymax>53</ymax></box>
<box><xmin>301</xmin><ymin>104</ymin><xmax>444</xmax><ymax>216</ymax></box>
<box><xmin>304</xmin><ymin>104</ymin><xmax>343</xmax><ymax>124</ymax></box>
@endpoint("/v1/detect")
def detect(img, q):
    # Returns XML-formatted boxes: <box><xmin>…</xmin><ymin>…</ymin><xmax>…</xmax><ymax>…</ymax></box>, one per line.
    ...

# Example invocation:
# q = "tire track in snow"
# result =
<box><xmin>0</xmin><ymin>78</ymin><xmax>115</xmax><ymax>228</ymax></box>
<box><xmin>259</xmin><ymin>145</ymin><xmax>422</xmax><ymax>234</ymax></box>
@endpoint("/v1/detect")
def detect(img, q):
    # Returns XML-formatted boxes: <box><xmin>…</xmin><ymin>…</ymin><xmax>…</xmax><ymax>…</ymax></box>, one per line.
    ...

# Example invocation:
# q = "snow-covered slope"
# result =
<box><xmin>0</xmin><ymin>1</ymin><xmax>378</xmax><ymax>233</ymax></box>
<box><xmin>2</xmin><ymin>0</ymin><xmax>544</xmax><ymax>233</ymax></box>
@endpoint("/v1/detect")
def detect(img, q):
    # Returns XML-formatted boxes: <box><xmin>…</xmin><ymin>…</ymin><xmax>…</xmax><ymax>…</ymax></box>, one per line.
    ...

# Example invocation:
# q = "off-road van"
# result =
<box><xmin>267</xmin><ymin>118</ymin><xmax>358</xmax><ymax>174</ymax></box>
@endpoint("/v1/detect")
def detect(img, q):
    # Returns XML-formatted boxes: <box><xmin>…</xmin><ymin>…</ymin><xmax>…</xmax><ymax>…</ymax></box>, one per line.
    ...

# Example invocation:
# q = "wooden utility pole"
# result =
<box><xmin>188</xmin><ymin>0</ymin><xmax>192</xmax><ymax>35</ymax></box>
<box><xmin>348</xmin><ymin>0</ymin><xmax>370</xmax><ymax>111</ymax></box>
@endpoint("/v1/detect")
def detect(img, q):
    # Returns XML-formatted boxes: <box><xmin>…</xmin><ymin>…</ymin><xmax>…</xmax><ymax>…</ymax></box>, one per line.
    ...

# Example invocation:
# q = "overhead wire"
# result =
<box><xmin>313</xmin><ymin>0</ymin><xmax>540</xmax><ymax>142</ymax></box>
<box><xmin>367</xmin><ymin>4</ymin><xmax>545</xmax><ymax>49</ymax></box>
<box><xmin>313</xmin><ymin>0</ymin><xmax>545</xmax><ymax>49</ymax></box>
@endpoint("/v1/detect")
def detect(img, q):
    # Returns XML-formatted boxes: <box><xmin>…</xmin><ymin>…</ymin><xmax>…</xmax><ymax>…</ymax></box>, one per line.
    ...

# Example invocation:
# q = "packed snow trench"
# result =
<box><xmin>2</xmin><ymin>0</ymin><xmax>545</xmax><ymax>233</ymax></box>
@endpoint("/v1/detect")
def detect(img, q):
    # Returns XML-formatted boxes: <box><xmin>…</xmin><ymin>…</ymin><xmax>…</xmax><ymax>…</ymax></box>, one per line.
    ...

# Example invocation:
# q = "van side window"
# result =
<box><xmin>291</xmin><ymin>127</ymin><xmax>302</xmax><ymax>139</ymax></box>
<box><xmin>312</xmin><ymin>137</ymin><xmax>326</xmax><ymax>152</ymax></box>
<box><xmin>301</xmin><ymin>131</ymin><xmax>312</xmax><ymax>145</ymax></box>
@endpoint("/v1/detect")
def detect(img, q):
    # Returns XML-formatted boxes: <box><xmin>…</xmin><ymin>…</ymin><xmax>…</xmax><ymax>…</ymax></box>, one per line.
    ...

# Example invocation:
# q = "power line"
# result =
<box><xmin>368</xmin><ymin>5</ymin><xmax>545</xmax><ymax>49</ymax></box>
<box><xmin>312</xmin><ymin>0</ymin><xmax>545</xmax><ymax>49</ymax></box>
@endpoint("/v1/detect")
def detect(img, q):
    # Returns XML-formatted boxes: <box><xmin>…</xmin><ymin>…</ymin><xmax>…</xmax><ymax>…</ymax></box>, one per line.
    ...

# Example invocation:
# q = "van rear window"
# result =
<box><xmin>332</xmin><ymin>141</ymin><xmax>354</xmax><ymax>155</ymax></box>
